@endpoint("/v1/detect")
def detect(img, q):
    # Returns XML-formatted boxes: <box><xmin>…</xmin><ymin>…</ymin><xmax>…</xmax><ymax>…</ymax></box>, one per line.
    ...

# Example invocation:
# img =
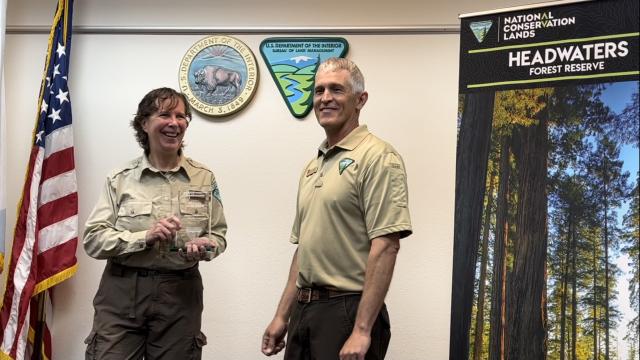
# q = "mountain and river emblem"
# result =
<box><xmin>470</xmin><ymin>20</ymin><xmax>493</xmax><ymax>43</ymax></box>
<box><xmin>260</xmin><ymin>38</ymin><xmax>349</xmax><ymax>118</ymax></box>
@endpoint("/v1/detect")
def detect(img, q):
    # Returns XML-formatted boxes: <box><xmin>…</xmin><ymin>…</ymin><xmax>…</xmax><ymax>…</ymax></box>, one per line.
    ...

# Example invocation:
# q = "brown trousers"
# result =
<box><xmin>284</xmin><ymin>294</ymin><xmax>391</xmax><ymax>360</ymax></box>
<box><xmin>84</xmin><ymin>262</ymin><xmax>206</xmax><ymax>360</ymax></box>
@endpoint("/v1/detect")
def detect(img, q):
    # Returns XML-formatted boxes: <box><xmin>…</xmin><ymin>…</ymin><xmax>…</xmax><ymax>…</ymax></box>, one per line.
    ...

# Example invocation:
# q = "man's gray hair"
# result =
<box><xmin>316</xmin><ymin>57</ymin><xmax>365</xmax><ymax>94</ymax></box>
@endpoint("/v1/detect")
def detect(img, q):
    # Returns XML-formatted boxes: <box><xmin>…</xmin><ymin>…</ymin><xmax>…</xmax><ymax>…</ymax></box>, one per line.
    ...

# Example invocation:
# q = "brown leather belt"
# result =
<box><xmin>296</xmin><ymin>288</ymin><xmax>360</xmax><ymax>303</ymax></box>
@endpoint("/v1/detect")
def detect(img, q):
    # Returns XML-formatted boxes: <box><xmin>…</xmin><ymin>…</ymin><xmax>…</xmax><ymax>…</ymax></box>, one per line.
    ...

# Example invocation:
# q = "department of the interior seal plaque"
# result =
<box><xmin>179</xmin><ymin>35</ymin><xmax>258</xmax><ymax>117</ymax></box>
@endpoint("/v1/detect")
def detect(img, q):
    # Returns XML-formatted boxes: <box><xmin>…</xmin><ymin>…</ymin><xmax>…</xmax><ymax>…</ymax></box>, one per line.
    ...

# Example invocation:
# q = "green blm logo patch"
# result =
<box><xmin>260</xmin><ymin>38</ymin><xmax>349</xmax><ymax>118</ymax></box>
<box><xmin>339</xmin><ymin>158</ymin><xmax>355</xmax><ymax>175</ymax></box>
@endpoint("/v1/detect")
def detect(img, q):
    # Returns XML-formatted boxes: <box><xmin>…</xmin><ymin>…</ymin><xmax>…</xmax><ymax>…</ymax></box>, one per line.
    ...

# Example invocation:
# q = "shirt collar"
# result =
<box><xmin>136</xmin><ymin>154</ymin><xmax>191</xmax><ymax>181</ymax></box>
<box><xmin>318</xmin><ymin>125</ymin><xmax>370</xmax><ymax>156</ymax></box>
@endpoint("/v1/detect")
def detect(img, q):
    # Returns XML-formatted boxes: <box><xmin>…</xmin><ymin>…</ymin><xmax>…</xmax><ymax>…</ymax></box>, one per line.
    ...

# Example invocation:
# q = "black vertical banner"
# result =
<box><xmin>451</xmin><ymin>0</ymin><xmax>639</xmax><ymax>359</ymax></box>
<box><xmin>460</xmin><ymin>0</ymin><xmax>638</xmax><ymax>92</ymax></box>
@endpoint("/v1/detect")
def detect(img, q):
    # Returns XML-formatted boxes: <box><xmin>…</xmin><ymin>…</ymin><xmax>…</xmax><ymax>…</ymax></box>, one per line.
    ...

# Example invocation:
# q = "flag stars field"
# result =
<box><xmin>55</xmin><ymin>43</ymin><xmax>66</xmax><ymax>58</ymax></box>
<box><xmin>35</xmin><ymin>131</ymin><xmax>44</xmax><ymax>144</ymax></box>
<box><xmin>56</xmin><ymin>89</ymin><xmax>69</xmax><ymax>104</ymax></box>
<box><xmin>52</xmin><ymin>64</ymin><xmax>60</xmax><ymax>78</ymax></box>
<box><xmin>47</xmin><ymin>108</ymin><xmax>61</xmax><ymax>123</ymax></box>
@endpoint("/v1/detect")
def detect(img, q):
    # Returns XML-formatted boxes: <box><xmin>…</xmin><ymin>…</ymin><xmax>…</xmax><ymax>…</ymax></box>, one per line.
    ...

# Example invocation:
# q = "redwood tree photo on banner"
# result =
<box><xmin>450</xmin><ymin>0</ymin><xmax>639</xmax><ymax>359</ymax></box>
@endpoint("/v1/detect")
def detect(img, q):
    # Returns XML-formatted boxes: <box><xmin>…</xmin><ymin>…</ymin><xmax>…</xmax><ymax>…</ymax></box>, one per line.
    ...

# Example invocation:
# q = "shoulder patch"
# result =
<box><xmin>212</xmin><ymin>181</ymin><xmax>223</xmax><ymax>205</ymax></box>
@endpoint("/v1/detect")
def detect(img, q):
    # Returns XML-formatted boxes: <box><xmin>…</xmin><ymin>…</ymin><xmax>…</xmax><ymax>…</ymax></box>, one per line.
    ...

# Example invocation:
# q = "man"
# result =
<box><xmin>261</xmin><ymin>58</ymin><xmax>412</xmax><ymax>360</ymax></box>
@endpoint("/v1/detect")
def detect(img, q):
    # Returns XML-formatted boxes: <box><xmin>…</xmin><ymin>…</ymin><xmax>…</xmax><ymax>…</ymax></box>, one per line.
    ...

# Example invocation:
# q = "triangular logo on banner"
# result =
<box><xmin>469</xmin><ymin>20</ymin><xmax>493</xmax><ymax>43</ymax></box>
<box><xmin>260</xmin><ymin>38</ymin><xmax>349</xmax><ymax>119</ymax></box>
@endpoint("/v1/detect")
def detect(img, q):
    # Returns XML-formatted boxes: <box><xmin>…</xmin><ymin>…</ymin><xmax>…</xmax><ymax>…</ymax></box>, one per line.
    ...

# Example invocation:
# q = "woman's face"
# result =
<box><xmin>142</xmin><ymin>98</ymin><xmax>189</xmax><ymax>157</ymax></box>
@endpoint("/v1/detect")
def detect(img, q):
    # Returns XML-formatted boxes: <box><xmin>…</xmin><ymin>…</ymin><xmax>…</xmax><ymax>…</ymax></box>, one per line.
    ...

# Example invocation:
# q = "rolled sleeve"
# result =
<box><xmin>83</xmin><ymin>178</ymin><xmax>149</xmax><ymax>259</ymax></box>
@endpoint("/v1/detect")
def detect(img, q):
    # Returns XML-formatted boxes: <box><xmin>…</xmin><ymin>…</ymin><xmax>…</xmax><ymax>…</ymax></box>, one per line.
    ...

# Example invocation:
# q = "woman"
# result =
<box><xmin>83</xmin><ymin>87</ymin><xmax>227</xmax><ymax>359</ymax></box>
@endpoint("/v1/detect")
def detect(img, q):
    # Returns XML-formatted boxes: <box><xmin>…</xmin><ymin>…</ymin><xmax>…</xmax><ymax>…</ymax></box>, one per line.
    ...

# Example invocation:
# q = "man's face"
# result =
<box><xmin>142</xmin><ymin>98</ymin><xmax>189</xmax><ymax>155</ymax></box>
<box><xmin>313</xmin><ymin>69</ymin><xmax>366</xmax><ymax>132</ymax></box>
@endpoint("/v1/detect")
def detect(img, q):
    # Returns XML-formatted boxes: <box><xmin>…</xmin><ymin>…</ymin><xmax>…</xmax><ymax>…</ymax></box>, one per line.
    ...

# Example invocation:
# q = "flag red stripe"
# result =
<box><xmin>36</xmin><ymin>239</ymin><xmax>78</xmax><ymax>284</ymax></box>
<box><xmin>0</xmin><ymin>146</ymin><xmax>39</xmax><ymax>335</ymax></box>
<box><xmin>6</xmin><ymin>232</ymin><xmax>39</xmax><ymax>358</ymax></box>
<box><xmin>37</xmin><ymin>192</ymin><xmax>78</xmax><ymax>229</ymax></box>
<box><xmin>43</xmin><ymin>322</ymin><xmax>52</xmax><ymax>359</ymax></box>
<box><xmin>40</xmin><ymin>147</ymin><xmax>75</xmax><ymax>183</ymax></box>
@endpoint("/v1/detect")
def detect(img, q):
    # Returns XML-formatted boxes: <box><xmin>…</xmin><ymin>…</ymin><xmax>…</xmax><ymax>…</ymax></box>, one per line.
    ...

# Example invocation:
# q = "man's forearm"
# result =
<box><xmin>353</xmin><ymin>234</ymin><xmax>400</xmax><ymax>334</ymax></box>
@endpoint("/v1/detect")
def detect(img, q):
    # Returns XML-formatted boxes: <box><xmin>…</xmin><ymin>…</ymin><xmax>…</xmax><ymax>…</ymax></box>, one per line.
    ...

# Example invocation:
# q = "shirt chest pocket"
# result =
<box><xmin>179</xmin><ymin>192</ymin><xmax>210</xmax><ymax>239</ymax></box>
<box><xmin>116</xmin><ymin>201</ymin><xmax>153</xmax><ymax>232</ymax></box>
<box><xmin>179</xmin><ymin>190</ymin><xmax>210</xmax><ymax>219</ymax></box>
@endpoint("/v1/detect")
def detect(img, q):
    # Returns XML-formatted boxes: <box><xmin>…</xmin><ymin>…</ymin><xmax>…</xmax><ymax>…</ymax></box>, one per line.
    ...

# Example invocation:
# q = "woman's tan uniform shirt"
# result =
<box><xmin>84</xmin><ymin>154</ymin><xmax>227</xmax><ymax>270</ymax></box>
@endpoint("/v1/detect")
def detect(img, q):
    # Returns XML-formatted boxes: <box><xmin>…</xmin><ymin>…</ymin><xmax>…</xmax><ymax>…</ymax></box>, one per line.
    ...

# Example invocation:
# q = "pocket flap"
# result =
<box><xmin>179</xmin><ymin>188</ymin><xmax>210</xmax><ymax>216</ymax></box>
<box><xmin>117</xmin><ymin>201</ymin><xmax>152</xmax><ymax>217</ymax></box>
<box><xmin>179</xmin><ymin>199</ymin><xmax>208</xmax><ymax>216</ymax></box>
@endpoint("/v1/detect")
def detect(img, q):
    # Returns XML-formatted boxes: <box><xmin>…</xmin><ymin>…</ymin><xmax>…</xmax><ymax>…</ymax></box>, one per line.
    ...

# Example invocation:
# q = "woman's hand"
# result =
<box><xmin>145</xmin><ymin>215</ymin><xmax>181</xmax><ymax>246</ymax></box>
<box><xmin>181</xmin><ymin>237</ymin><xmax>217</xmax><ymax>261</ymax></box>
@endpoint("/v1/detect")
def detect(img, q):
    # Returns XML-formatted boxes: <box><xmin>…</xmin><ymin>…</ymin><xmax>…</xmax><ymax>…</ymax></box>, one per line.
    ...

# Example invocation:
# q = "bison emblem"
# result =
<box><xmin>193</xmin><ymin>65</ymin><xmax>242</xmax><ymax>98</ymax></box>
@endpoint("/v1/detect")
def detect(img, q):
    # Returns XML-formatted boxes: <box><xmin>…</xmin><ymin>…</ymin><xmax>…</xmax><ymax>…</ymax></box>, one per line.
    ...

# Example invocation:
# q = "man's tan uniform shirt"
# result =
<box><xmin>291</xmin><ymin>125</ymin><xmax>412</xmax><ymax>291</ymax></box>
<box><xmin>84</xmin><ymin>155</ymin><xmax>227</xmax><ymax>270</ymax></box>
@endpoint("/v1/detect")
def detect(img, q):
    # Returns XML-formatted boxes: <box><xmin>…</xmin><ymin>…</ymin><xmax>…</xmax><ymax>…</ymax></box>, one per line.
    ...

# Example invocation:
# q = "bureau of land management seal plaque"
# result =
<box><xmin>179</xmin><ymin>35</ymin><xmax>259</xmax><ymax>117</ymax></box>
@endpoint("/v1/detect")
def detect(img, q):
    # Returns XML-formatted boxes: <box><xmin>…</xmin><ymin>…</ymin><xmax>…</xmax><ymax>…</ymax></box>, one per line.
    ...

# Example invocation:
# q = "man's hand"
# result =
<box><xmin>181</xmin><ymin>237</ymin><xmax>217</xmax><ymax>261</ymax></box>
<box><xmin>261</xmin><ymin>317</ymin><xmax>287</xmax><ymax>356</ymax></box>
<box><xmin>145</xmin><ymin>215</ymin><xmax>181</xmax><ymax>246</ymax></box>
<box><xmin>339</xmin><ymin>331</ymin><xmax>371</xmax><ymax>360</ymax></box>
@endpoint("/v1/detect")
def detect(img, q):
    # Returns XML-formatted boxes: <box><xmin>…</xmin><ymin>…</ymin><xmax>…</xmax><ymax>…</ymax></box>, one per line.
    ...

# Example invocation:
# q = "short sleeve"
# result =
<box><xmin>360</xmin><ymin>152</ymin><xmax>412</xmax><ymax>240</ymax></box>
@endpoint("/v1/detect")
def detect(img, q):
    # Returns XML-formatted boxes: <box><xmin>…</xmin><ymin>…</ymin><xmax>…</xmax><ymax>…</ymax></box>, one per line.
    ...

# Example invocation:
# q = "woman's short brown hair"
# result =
<box><xmin>130</xmin><ymin>87</ymin><xmax>192</xmax><ymax>154</ymax></box>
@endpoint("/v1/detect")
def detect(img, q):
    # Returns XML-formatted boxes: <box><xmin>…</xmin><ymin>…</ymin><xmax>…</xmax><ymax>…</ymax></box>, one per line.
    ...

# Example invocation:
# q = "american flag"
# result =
<box><xmin>0</xmin><ymin>0</ymin><xmax>77</xmax><ymax>359</ymax></box>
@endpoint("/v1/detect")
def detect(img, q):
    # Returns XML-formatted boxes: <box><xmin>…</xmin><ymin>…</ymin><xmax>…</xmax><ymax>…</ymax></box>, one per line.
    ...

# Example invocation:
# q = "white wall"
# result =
<box><xmin>3</xmin><ymin>0</ymin><xmax>534</xmax><ymax>359</ymax></box>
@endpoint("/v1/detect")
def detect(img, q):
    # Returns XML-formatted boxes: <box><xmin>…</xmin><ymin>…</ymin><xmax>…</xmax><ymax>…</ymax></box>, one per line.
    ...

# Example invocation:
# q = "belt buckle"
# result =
<box><xmin>299</xmin><ymin>288</ymin><xmax>312</xmax><ymax>303</ymax></box>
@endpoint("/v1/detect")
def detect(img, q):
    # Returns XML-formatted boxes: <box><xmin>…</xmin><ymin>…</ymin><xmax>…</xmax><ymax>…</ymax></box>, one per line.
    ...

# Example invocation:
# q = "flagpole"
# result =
<box><xmin>31</xmin><ymin>292</ymin><xmax>46</xmax><ymax>360</ymax></box>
